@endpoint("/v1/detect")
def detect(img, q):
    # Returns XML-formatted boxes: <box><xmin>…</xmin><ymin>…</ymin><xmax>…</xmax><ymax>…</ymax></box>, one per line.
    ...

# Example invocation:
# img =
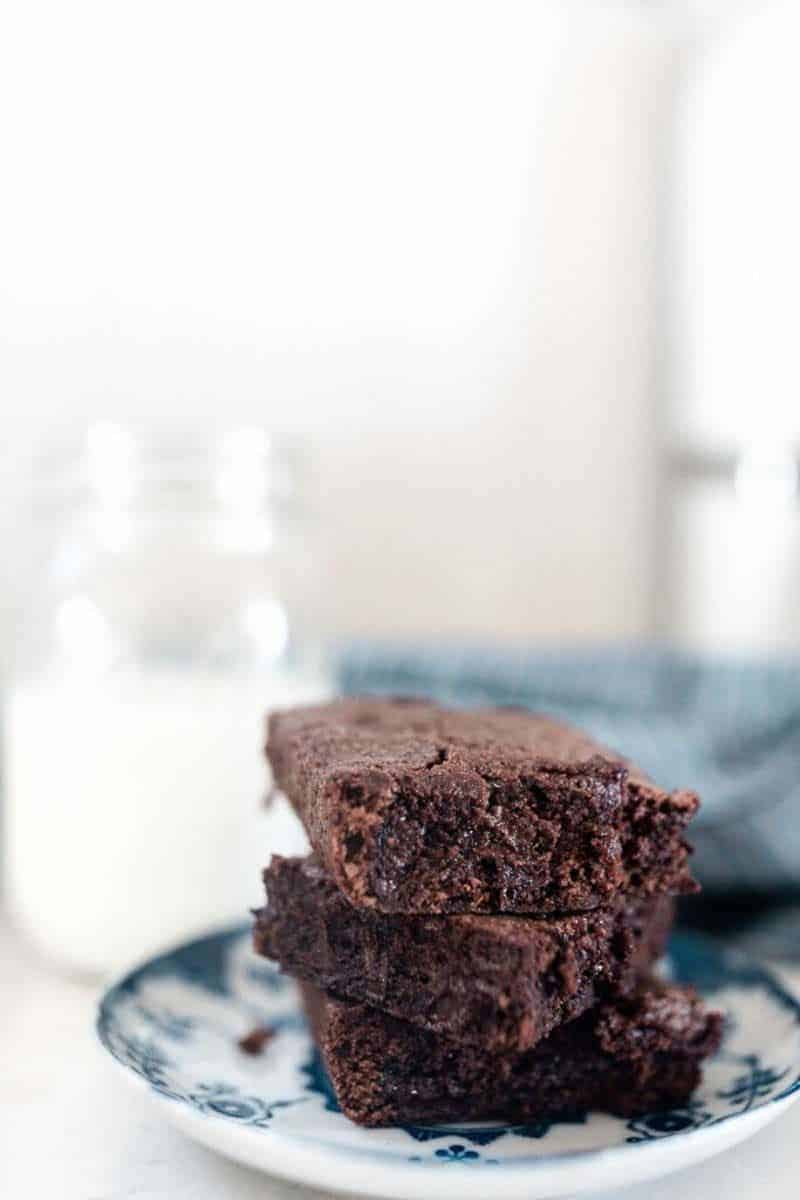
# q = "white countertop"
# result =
<box><xmin>2</xmin><ymin>913</ymin><xmax>798</xmax><ymax>1200</ymax></box>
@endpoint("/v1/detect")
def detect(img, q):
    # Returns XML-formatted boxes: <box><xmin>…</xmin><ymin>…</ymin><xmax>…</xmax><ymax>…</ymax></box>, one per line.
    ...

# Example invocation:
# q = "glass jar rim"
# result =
<box><xmin>26</xmin><ymin>421</ymin><xmax>306</xmax><ymax>516</ymax></box>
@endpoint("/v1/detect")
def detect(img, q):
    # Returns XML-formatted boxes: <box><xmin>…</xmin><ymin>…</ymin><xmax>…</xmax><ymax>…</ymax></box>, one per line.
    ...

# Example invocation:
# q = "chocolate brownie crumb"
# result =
<box><xmin>237</xmin><ymin>1025</ymin><xmax>275</xmax><ymax>1056</ymax></box>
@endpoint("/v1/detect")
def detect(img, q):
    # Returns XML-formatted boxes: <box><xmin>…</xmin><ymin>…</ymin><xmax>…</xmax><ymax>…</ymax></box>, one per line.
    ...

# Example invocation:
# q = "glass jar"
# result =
<box><xmin>662</xmin><ymin>3</ymin><xmax>800</xmax><ymax>652</ymax></box>
<box><xmin>3</xmin><ymin>423</ymin><xmax>331</xmax><ymax>976</ymax></box>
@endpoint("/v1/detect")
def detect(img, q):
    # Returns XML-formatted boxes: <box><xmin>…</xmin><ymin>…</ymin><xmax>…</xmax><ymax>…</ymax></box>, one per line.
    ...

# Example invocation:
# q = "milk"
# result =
<box><xmin>4</xmin><ymin>667</ymin><xmax>325</xmax><ymax>976</ymax></box>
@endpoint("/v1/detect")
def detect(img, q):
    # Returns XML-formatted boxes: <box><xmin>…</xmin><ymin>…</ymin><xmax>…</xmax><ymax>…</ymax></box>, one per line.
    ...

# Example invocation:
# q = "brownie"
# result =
<box><xmin>254</xmin><ymin>854</ymin><xmax>674</xmax><ymax>1052</ymax></box>
<box><xmin>301</xmin><ymin>979</ymin><xmax>723</xmax><ymax>1127</ymax></box>
<box><xmin>266</xmin><ymin>697</ymin><xmax>699</xmax><ymax>913</ymax></box>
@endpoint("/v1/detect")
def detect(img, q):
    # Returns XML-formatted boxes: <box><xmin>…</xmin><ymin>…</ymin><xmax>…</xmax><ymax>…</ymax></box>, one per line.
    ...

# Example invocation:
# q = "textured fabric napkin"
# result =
<box><xmin>338</xmin><ymin>642</ymin><xmax>800</xmax><ymax>898</ymax></box>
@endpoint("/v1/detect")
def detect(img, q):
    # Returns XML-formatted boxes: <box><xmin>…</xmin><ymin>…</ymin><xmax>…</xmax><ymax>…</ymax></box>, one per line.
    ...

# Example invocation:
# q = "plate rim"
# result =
<box><xmin>98</xmin><ymin>1049</ymin><xmax>800</xmax><ymax>1200</ymax></box>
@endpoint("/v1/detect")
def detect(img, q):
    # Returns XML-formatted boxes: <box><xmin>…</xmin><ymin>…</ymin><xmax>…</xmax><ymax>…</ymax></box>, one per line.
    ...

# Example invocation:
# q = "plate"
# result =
<box><xmin>97</xmin><ymin>926</ymin><xmax>800</xmax><ymax>1199</ymax></box>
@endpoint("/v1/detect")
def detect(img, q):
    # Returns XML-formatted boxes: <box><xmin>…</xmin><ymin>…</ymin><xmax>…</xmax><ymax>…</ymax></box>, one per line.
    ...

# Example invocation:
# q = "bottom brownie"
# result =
<box><xmin>301</xmin><ymin>979</ymin><xmax>722</xmax><ymax>1128</ymax></box>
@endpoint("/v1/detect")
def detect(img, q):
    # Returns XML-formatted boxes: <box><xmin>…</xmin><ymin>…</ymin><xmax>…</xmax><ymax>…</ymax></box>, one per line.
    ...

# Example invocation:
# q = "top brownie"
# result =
<box><xmin>266</xmin><ymin>696</ymin><xmax>699</xmax><ymax>914</ymax></box>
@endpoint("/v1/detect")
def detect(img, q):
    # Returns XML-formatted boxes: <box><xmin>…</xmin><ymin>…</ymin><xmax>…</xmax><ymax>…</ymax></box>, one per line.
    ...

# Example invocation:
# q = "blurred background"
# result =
<box><xmin>1</xmin><ymin>0</ymin><xmax>799</xmax><ymax>975</ymax></box>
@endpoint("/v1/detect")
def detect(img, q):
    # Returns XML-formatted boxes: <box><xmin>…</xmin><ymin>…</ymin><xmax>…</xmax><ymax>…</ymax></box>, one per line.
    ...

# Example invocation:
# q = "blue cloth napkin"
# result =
<box><xmin>338</xmin><ymin>642</ymin><xmax>800</xmax><ymax>896</ymax></box>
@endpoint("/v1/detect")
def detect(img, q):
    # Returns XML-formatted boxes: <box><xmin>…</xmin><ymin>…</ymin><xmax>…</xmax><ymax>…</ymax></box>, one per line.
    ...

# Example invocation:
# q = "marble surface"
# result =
<box><xmin>2</xmin><ymin>913</ymin><xmax>799</xmax><ymax>1200</ymax></box>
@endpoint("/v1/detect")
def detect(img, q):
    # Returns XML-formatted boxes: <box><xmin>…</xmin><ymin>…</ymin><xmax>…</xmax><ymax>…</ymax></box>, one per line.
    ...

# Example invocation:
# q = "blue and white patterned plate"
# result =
<box><xmin>97</xmin><ymin>926</ymin><xmax>800</xmax><ymax>1200</ymax></box>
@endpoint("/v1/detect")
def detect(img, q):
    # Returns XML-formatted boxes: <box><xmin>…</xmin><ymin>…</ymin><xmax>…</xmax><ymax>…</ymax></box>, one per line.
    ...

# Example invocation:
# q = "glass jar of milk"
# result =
<box><xmin>4</xmin><ymin>424</ymin><xmax>330</xmax><ymax>976</ymax></box>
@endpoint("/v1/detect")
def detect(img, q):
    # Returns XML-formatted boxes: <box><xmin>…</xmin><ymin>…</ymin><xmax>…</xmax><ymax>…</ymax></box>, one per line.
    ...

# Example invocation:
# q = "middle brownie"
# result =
<box><xmin>254</xmin><ymin>855</ymin><xmax>673</xmax><ymax>1053</ymax></box>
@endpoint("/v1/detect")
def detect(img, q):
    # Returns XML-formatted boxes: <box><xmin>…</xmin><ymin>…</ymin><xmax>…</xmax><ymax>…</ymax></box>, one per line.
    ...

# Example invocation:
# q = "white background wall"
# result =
<box><xmin>0</xmin><ymin>2</ymin><xmax>687</xmax><ymax>641</ymax></box>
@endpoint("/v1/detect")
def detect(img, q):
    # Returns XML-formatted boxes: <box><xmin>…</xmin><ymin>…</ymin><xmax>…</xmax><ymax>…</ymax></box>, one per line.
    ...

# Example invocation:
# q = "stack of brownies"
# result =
<box><xmin>254</xmin><ymin>697</ymin><xmax>722</xmax><ymax>1127</ymax></box>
